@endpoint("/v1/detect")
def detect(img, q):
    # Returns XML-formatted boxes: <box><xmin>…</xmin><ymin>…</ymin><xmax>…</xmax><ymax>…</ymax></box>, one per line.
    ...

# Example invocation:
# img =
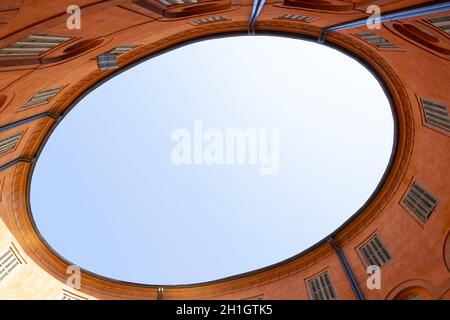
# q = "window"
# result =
<box><xmin>0</xmin><ymin>132</ymin><xmax>21</xmax><ymax>156</ymax></box>
<box><xmin>191</xmin><ymin>16</ymin><xmax>229</xmax><ymax>26</ymax></box>
<box><xmin>427</xmin><ymin>15</ymin><xmax>450</xmax><ymax>34</ymax></box>
<box><xmin>97</xmin><ymin>52</ymin><xmax>118</xmax><ymax>71</ymax></box>
<box><xmin>307</xmin><ymin>271</ymin><xmax>336</xmax><ymax>300</ymax></box>
<box><xmin>277</xmin><ymin>14</ymin><xmax>313</xmax><ymax>22</ymax></box>
<box><xmin>359</xmin><ymin>235</ymin><xmax>391</xmax><ymax>267</ymax></box>
<box><xmin>355</xmin><ymin>32</ymin><xmax>398</xmax><ymax>49</ymax></box>
<box><xmin>403</xmin><ymin>182</ymin><xmax>438</xmax><ymax>224</ymax></box>
<box><xmin>156</xmin><ymin>0</ymin><xmax>197</xmax><ymax>6</ymax></box>
<box><xmin>61</xmin><ymin>290</ymin><xmax>87</xmax><ymax>300</ymax></box>
<box><xmin>21</xmin><ymin>87</ymin><xmax>62</xmax><ymax>109</ymax></box>
<box><xmin>0</xmin><ymin>35</ymin><xmax>71</xmax><ymax>56</ymax></box>
<box><xmin>420</xmin><ymin>98</ymin><xmax>450</xmax><ymax>132</ymax></box>
<box><xmin>109</xmin><ymin>45</ymin><xmax>135</xmax><ymax>55</ymax></box>
<box><xmin>97</xmin><ymin>45</ymin><xmax>135</xmax><ymax>70</ymax></box>
<box><xmin>0</xmin><ymin>247</ymin><xmax>22</xmax><ymax>283</ymax></box>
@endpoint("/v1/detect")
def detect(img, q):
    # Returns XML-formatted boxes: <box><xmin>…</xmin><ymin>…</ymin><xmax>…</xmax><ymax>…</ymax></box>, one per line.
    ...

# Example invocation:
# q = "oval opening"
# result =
<box><xmin>30</xmin><ymin>35</ymin><xmax>395</xmax><ymax>285</ymax></box>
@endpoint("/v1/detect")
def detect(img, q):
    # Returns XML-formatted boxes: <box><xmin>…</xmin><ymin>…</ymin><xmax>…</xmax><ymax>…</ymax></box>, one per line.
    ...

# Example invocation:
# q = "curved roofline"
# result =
<box><xmin>24</xmin><ymin>29</ymin><xmax>400</xmax><ymax>289</ymax></box>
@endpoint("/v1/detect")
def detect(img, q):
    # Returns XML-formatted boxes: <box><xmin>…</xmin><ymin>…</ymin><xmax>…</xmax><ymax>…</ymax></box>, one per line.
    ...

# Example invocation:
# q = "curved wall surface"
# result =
<box><xmin>0</xmin><ymin>0</ymin><xmax>449</xmax><ymax>300</ymax></box>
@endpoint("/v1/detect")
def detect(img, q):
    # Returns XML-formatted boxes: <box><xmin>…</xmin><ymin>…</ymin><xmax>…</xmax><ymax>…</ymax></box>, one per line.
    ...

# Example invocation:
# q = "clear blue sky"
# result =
<box><xmin>30</xmin><ymin>36</ymin><xmax>394</xmax><ymax>285</ymax></box>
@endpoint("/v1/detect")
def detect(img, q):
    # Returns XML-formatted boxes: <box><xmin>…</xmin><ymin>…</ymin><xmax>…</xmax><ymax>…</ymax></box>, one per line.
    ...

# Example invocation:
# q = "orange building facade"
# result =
<box><xmin>0</xmin><ymin>0</ymin><xmax>449</xmax><ymax>300</ymax></box>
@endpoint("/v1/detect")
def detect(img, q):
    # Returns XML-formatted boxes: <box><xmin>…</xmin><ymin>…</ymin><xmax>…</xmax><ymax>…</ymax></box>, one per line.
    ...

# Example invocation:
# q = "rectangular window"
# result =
<box><xmin>0</xmin><ymin>132</ymin><xmax>21</xmax><ymax>156</ymax></box>
<box><xmin>355</xmin><ymin>32</ymin><xmax>398</xmax><ymax>49</ymax></box>
<box><xmin>21</xmin><ymin>87</ymin><xmax>62</xmax><ymax>109</ymax></box>
<box><xmin>277</xmin><ymin>14</ymin><xmax>313</xmax><ymax>22</ymax></box>
<box><xmin>61</xmin><ymin>290</ymin><xmax>87</xmax><ymax>300</ymax></box>
<box><xmin>403</xmin><ymin>182</ymin><xmax>438</xmax><ymax>223</ymax></box>
<box><xmin>97</xmin><ymin>52</ymin><xmax>118</xmax><ymax>70</ymax></box>
<box><xmin>420</xmin><ymin>98</ymin><xmax>450</xmax><ymax>132</ymax></box>
<box><xmin>307</xmin><ymin>271</ymin><xmax>336</xmax><ymax>300</ymax></box>
<box><xmin>191</xmin><ymin>16</ymin><xmax>229</xmax><ymax>26</ymax></box>
<box><xmin>156</xmin><ymin>0</ymin><xmax>198</xmax><ymax>7</ymax></box>
<box><xmin>97</xmin><ymin>45</ymin><xmax>135</xmax><ymax>70</ymax></box>
<box><xmin>360</xmin><ymin>235</ymin><xmax>391</xmax><ymax>267</ymax></box>
<box><xmin>426</xmin><ymin>15</ymin><xmax>450</xmax><ymax>34</ymax></box>
<box><xmin>0</xmin><ymin>34</ymin><xmax>71</xmax><ymax>56</ymax></box>
<box><xmin>109</xmin><ymin>45</ymin><xmax>135</xmax><ymax>55</ymax></box>
<box><xmin>0</xmin><ymin>248</ymin><xmax>21</xmax><ymax>283</ymax></box>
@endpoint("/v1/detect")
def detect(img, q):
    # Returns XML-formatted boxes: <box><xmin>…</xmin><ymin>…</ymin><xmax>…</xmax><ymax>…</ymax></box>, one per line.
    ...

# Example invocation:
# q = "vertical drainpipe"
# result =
<box><xmin>0</xmin><ymin>158</ymin><xmax>35</xmax><ymax>172</ymax></box>
<box><xmin>248</xmin><ymin>0</ymin><xmax>266</xmax><ymax>35</ymax></box>
<box><xmin>248</xmin><ymin>0</ymin><xmax>259</xmax><ymax>34</ymax></box>
<box><xmin>0</xmin><ymin>112</ymin><xmax>61</xmax><ymax>173</ymax></box>
<box><xmin>327</xmin><ymin>237</ymin><xmax>365</xmax><ymax>300</ymax></box>
<box><xmin>318</xmin><ymin>2</ymin><xmax>450</xmax><ymax>43</ymax></box>
<box><xmin>0</xmin><ymin>112</ymin><xmax>58</xmax><ymax>134</ymax></box>
<box><xmin>157</xmin><ymin>286</ymin><xmax>164</xmax><ymax>300</ymax></box>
